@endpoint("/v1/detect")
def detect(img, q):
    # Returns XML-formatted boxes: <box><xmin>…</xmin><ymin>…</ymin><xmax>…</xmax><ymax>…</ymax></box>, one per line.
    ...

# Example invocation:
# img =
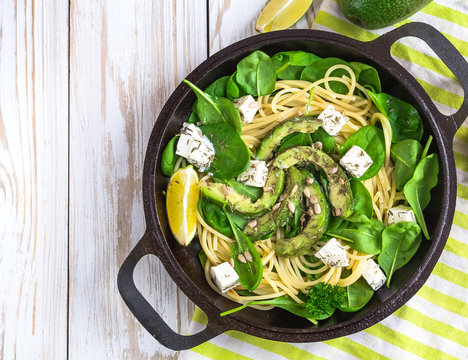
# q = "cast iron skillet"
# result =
<box><xmin>118</xmin><ymin>23</ymin><xmax>468</xmax><ymax>350</ymax></box>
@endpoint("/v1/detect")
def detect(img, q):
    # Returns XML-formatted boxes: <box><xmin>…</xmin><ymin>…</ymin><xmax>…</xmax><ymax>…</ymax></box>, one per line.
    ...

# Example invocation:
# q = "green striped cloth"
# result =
<box><xmin>179</xmin><ymin>1</ymin><xmax>468</xmax><ymax>358</ymax></box>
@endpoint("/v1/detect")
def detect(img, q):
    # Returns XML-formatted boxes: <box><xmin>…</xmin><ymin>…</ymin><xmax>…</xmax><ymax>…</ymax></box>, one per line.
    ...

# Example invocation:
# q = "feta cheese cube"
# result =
<box><xmin>210</xmin><ymin>262</ymin><xmax>240</xmax><ymax>293</ymax></box>
<box><xmin>362</xmin><ymin>259</ymin><xmax>386</xmax><ymax>290</ymax></box>
<box><xmin>237</xmin><ymin>160</ymin><xmax>268</xmax><ymax>188</ymax></box>
<box><xmin>339</xmin><ymin>145</ymin><xmax>373</xmax><ymax>178</ymax></box>
<box><xmin>315</xmin><ymin>238</ymin><xmax>349</xmax><ymax>267</ymax></box>
<box><xmin>175</xmin><ymin>123</ymin><xmax>215</xmax><ymax>172</ymax></box>
<box><xmin>318</xmin><ymin>105</ymin><xmax>349</xmax><ymax>136</ymax></box>
<box><xmin>233</xmin><ymin>95</ymin><xmax>260</xmax><ymax>124</ymax></box>
<box><xmin>387</xmin><ymin>205</ymin><xmax>417</xmax><ymax>225</ymax></box>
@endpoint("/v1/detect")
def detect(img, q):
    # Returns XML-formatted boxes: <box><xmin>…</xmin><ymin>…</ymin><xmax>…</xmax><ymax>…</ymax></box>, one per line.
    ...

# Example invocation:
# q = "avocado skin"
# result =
<box><xmin>274</xmin><ymin>146</ymin><xmax>353</xmax><ymax>218</ymax></box>
<box><xmin>200</xmin><ymin>167</ymin><xmax>285</xmax><ymax>216</ymax></box>
<box><xmin>255</xmin><ymin>116</ymin><xmax>322</xmax><ymax>161</ymax></box>
<box><xmin>244</xmin><ymin>167</ymin><xmax>303</xmax><ymax>241</ymax></box>
<box><xmin>276</xmin><ymin>171</ymin><xmax>330</xmax><ymax>257</ymax></box>
<box><xmin>339</xmin><ymin>0</ymin><xmax>432</xmax><ymax>29</ymax></box>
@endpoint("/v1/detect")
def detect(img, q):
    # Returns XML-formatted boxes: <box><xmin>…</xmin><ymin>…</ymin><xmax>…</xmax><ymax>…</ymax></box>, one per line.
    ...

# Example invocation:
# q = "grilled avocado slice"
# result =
<box><xmin>255</xmin><ymin>116</ymin><xmax>322</xmax><ymax>161</ymax></box>
<box><xmin>200</xmin><ymin>167</ymin><xmax>285</xmax><ymax>216</ymax></box>
<box><xmin>276</xmin><ymin>170</ymin><xmax>330</xmax><ymax>257</ymax></box>
<box><xmin>244</xmin><ymin>166</ymin><xmax>303</xmax><ymax>241</ymax></box>
<box><xmin>274</xmin><ymin>146</ymin><xmax>353</xmax><ymax>218</ymax></box>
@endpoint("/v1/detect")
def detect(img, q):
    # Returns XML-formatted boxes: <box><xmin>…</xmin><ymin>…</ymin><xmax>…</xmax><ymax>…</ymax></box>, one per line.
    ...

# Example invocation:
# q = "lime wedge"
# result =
<box><xmin>256</xmin><ymin>0</ymin><xmax>314</xmax><ymax>33</ymax></box>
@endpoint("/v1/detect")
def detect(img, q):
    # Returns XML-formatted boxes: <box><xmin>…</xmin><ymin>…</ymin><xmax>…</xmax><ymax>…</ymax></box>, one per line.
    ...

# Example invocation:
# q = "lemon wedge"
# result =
<box><xmin>256</xmin><ymin>0</ymin><xmax>313</xmax><ymax>33</ymax></box>
<box><xmin>166</xmin><ymin>165</ymin><xmax>199</xmax><ymax>246</ymax></box>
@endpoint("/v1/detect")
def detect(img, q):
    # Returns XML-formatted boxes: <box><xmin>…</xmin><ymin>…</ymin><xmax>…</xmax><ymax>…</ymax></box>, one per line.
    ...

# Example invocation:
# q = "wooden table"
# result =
<box><xmin>0</xmin><ymin>1</ymin><xmax>322</xmax><ymax>358</ymax></box>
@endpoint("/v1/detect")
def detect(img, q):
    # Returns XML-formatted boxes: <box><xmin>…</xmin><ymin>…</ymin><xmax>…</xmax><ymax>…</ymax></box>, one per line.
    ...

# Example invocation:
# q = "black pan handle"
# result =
<box><xmin>367</xmin><ymin>22</ymin><xmax>468</xmax><ymax>138</ymax></box>
<box><xmin>117</xmin><ymin>230</ymin><xmax>223</xmax><ymax>350</ymax></box>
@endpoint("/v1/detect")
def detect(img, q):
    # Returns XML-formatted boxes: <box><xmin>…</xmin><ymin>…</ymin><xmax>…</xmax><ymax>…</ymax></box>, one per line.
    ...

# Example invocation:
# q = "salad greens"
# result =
<box><xmin>367</xmin><ymin>90</ymin><xmax>424</xmax><ymax>143</ymax></box>
<box><xmin>347</xmin><ymin>179</ymin><xmax>373</xmax><ymax>223</ymax></box>
<box><xmin>272</xmin><ymin>51</ymin><xmax>321</xmax><ymax>80</ymax></box>
<box><xmin>161</xmin><ymin>135</ymin><xmax>180</xmax><ymax>177</ymax></box>
<box><xmin>184</xmin><ymin>79</ymin><xmax>242</xmax><ymax>134</ymax></box>
<box><xmin>204</xmin><ymin>76</ymin><xmax>230</xmax><ymax>98</ymax></box>
<box><xmin>338</xmin><ymin>277</ymin><xmax>374</xmax><ymax>312</ymax></box>
<box><xmin>225</xmin><ymin>210</ymin><xmax>263</xmax><ymax>291</ymax></box>
<box><xmin>378</xmin><ymin>222</ymin><xmax>422</xmax><ymax>286</ymax></box>
<box><xmin>338</xmin><ymin>125</ymin><xmax>386</xmax><ymax>180</ymax></box>
<box><xmin>301</xmin><ymin>57</ymin><xmax>350</xmax><ymax>94</ymax></box>
<box><xmin>349</xmin><ymin>61</ymin><xmax>381</xmax><ymax>93</ymax></box>
<box><xmin>278</xmin><ymin>132</ymin><xmax>312</xmax><ymax>152</ymax></box>
<box><xmin>391</xmin><ymin>139</ymin><xmax>423</xmax><ymax>190</ymax></box>
<box><xmin>236</xmin><ymin>51</ymin><xmax>276</xmax><ymax>96</ymax></box>
<box><xmin>310</xmin><ymin>127</ymin><xmax>335</xmax><ymax>154</ymax></box>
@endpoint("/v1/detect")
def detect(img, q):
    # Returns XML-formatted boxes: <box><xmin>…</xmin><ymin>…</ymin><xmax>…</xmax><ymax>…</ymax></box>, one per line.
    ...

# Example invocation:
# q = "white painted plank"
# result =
<box><xmin>69</xmin><ymin>0</ymin><xmax>207</xmax><ymax>358</ymax></box>
<box><xmin>209</xmin><ymin>0</ymin><xmax>324</xmax><ymax>54</ymax></box>
<box><xmin>0</xmin><ymin>0</ymin><xmax>69</xmax><ymax>359</ymax></box>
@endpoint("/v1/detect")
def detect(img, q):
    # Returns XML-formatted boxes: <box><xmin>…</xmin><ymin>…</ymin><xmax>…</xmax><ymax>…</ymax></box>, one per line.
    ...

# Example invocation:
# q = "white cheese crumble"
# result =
<box><xmin>317</xmin><ymin>105</ymin><xmax>349</xmax><ymax>136</ymax></box>
<box><xmin>315</xmin><ymin>238</ymin><xmax>349</xmax><ymax>267</ymax></box>
<box><xmin>362</xmin><ymin>259</ymin><xmax>386</xmax><ymax>291</ymax></box>
<box><xmin>387</xmin><ymin>205</ymin><xmax>417</xmax><ymax>225</ymax></box>
<box><xmin>232</xmin><ymin>95</ymin><xmax>260</xmax><ymax>124</ymax></box>
<box><xmin>175</xmin><ymin>123</ymin><xmax>215</xmax><ymax>172</ymax></box>
<box><xmin>339</xmin><ymin>145</ymin><xmax>373</xmax><ymax>178</ymax></box>
<box><xmin>237</xmin><ymin>160</ymin><xmax>269</xmax><ymax>188</ymax></box>
<box><xmin>210</xmin><ymin>262</ymin><xmax>240</xmax><ymax>293</ymax></box>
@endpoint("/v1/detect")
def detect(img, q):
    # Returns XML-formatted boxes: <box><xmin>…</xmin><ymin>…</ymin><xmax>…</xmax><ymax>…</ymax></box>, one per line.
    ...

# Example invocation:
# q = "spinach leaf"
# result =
<box><xmin>403</xmin><ymin>153</ymin><xmax>439</xmax><ymax>239</ymax></box>
<box><xmin>200</xmin><ymin>123</ymin><xmax>250</xmax><ymax>180</ymax></box>
<box><xmin>367</xmin><ymin>91</ymin><xmax>423</xmax><ymax>143</ymax></box>
<box><xmin>347</xmin><ymin>179</ymin><xmax>373</xmax><ymax>223</ymax></box>
<box><xmin>272</xmin><ymin>51</ymin><xmax>321</xmax><ymax>80</ymax></box>
<box><xmin>421</xmin><ymin>135</ymin><xmax>433</xmax><ymax>160</ymax></box>
<box><xmin>391</xmin><ymin>139</ymin><xmax>423</xmax><ymax>191</ymax></box>
<box><xmin>339</xmin><ymin>125</ymin><xmax>386</xmax><ymax>180</ymax></box>
<box><xmin>226</xmin><ymin>71</ymin><xmax>246</xmax><ymax>100</ymax></box>
<box><xmin>326</xmin><ymin>216</ymin><xmax>345</xmax><ymax>232</ymax></box>
<box><xmin>198</xmin><ymin>249</ymin><xmax>208</xmax><ymax>269</ymax></box>
<box><xmin>236</xmin><ymin>51</ymin><xmax>276</xmax><ymax>96</ymax></box>
<box><xmin>161</xmin><ymin>135</ymin><xmax>180</xmax><ymax>177</ymax></box>
<box><xmin>278</xmin><ymin>132</ymin><xmax>312</xmax><ymax>152</ymax></box>
<box><xmin>204</xmin><ymin>76</ymin><xmax>230</xmax><ymax>97</ymax></box>
<box><xmin>378</xmin><ymin>222</ymin><xmax>422</xmax><ymax>286</ymax></box>
<box><xmin>310</xmin><ymin>127</ymin><xmax>335</xmax><ymax>154</ymax></box>
<box><xmin>301</xmin><ymin>58</ymin><xmax>350</xmax><ymax>94</ymax></box>
<box><xmin>225</xmin><ymin>210</ymin><xmax>263</xmax><ymax>291</ymax></box>
<box><xmin>326</xmin><ymin>218</ymin><xmax>384</xmax><ymax>254</ymax></box>
<box><xmin>284</xmin><ymin>205</ymin><xmax>304</xmax><ymax>238</ymax></box>
<box><xmin>221</xmin><ymin>295</ymin><xmax>314</xmax><ymax>320</ymax></box>
<box><xmin>349</xmin><ymin>62</ymin><xmax>381</xmax><ymax>93</ymax></box>
<box><xmin>338</xmin><ymin>277</ymin><xmax>374</xmax><ymax>312</ymax></box>
<box><xmin>198</xmin><ymin>197</ymin><xmax>233</xmax><ymax>236</ymax></box>
<box><xmin>224</xmin><ymin>179</ymin><xmax>263</xmax><ymax>202</ymax></box>
<box><xmin>187</xmin><ymin>112</ymin><xmax>199</xmax><ymax>124</ymax></box>
<box><xmin>184</xmin><ymin>79</ymin><xmax>242</xmax><ymax>134</ymax></box>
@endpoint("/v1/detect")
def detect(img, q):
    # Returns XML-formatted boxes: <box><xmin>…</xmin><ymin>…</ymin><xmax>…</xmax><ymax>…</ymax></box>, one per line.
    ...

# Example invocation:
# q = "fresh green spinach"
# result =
<box><xmin>421</xmin><ymin>135</ymin><xmax>433</xmax><ymax>160</ymax></box>
<box><xmin>338</xmin><ymin>277</ymin><xmax>374</xmax><ymax>312</ymax></box>
<box><xmin>223</xmin><ymin>178</ymin><xmax>263</xmax><ymax>202</ymax></box>
<box><xmin>284</xmin><ymin>205</ymin><xmax>304</xmax><ymax>238</ymax></box>
<box><xmin>188</xmin><ymin>112</ymin><xmax>199</xmax><ymax>124</ymax></box>
<box><xmin>225</xmin><ymin>210</ymin><xmax>263</xmax><ymax>291</ymax></box>
<box><xmin>272</xmin><ymin>51</ymin><xmax>321</xmax><ymax>80</ymax></box>
<box><xmin>339</xmin><ymin>125</ymin><xmax>386</xmax><ymax>180</ymax></box>
<box><xmin>236</xmin><ymin>51</ymin><xmax>276</xmax><ymax>96</ymax></box>
<box><xmin>198</xmin><ymin>249</ymin><xmax>208</xmax><ymax>269</ymax></box>
<box><xmin>161</xmin><ymin>135</ymin><xmax>180</xmax><ymax>177</ymax></box>
<box><xmin>378</xmin><ymin>222</ymin><xmax>422</xmax><ymax>286</ymax></box>
<box><xmin>226</xmin><ymin>71</ymin><xmax>246</xmax><ymax>100</ymax></box>
<box><xmin>200</xmin><ymin>123</ymin><xmax>250</xmax><ymax>180</ymax></box>
<box><xmin>349</xmin><ymin>62</ymin><xmax>381</xmax><ymax>93</ymax></box>
<box><xmin>204</xmin><ymin>76</ymin><xmax>230</xmax><ymax>97</ymax></box>
<box><xmin>184</xmin><ymin>79</ymin><xmax>242</xmax><ymax>134</ymax></box>
<box><xmin>347</xmin><ymin>179</ymin><xmax>373</xmax><ymax>223</ymax></box>
<box><xmin>310</xmin><ymin>127</ymin><xmax>335</xmax><ymax>155</ymax></box>
<box><xmin>301</xmin><ymin>57</ymin><xmax>350</xmax><ymax>94</ymax></box>
<box><xmin>391</xmin><ymin>139</ymin><xmax>423</xmax><ymax>190</ymax></box>
<box><xmin>278</xmin><ymin>132</ymin><xmax>312</xmax><ymax>152</ymax></box>
<box><xmin>367</xmin><ymin>91</ymin><xmax>423</xmax><ymax>143</ymax></box>
<box><xmin>198</xmin><ymin>197</ymin><xmax>233</xmax><ymax>237</ymax></box>
<box><xmin>403</xmin><ymin>153</ymin><xmax>439</xmax><ymax>239</ymax></box>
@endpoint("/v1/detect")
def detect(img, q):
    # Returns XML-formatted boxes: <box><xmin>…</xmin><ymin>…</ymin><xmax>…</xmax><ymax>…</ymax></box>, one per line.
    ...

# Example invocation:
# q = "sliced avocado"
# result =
<box><xmin>255</xmin><ymin>116</ymin><xmax>322</xmax><ymax>161</ymax></box>
<box><xmin>244</xmin><ymin>167</ymin><xmax>303</xmax><ymax>241</ymax></box>
<box><xmin>276</xmin><ymin>170</ymin><xmax>330</xmax><ymax>257</ymax></box>
<box><xmin>274</xmin><ymin>146</ymin><xmax>353</xmax><ymax>218</ymax></box>
<box><xmin>200</xmin><ymin>167</ymin><xmax>285</xmax><ymax>216</ymax></box>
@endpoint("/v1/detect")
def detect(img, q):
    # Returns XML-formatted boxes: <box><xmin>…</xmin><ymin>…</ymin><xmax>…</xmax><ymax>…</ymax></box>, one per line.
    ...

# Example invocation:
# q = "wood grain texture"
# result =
<box><xmin>69</xmin><ymin>0</ymin><xmax>206</xmax><ymax>359</ymax></box>
<box><xmin>0</xmin><ymin>0</ymin><xmax>69</xmax><ymax>359</ymax></box>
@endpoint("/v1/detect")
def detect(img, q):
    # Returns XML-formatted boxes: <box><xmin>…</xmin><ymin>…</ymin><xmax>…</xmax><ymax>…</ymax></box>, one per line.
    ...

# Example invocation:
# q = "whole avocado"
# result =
<box><xmin>339</xmin><ymin>0</ymin><xmax>432</xmax><ymax>29</ymax></box>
